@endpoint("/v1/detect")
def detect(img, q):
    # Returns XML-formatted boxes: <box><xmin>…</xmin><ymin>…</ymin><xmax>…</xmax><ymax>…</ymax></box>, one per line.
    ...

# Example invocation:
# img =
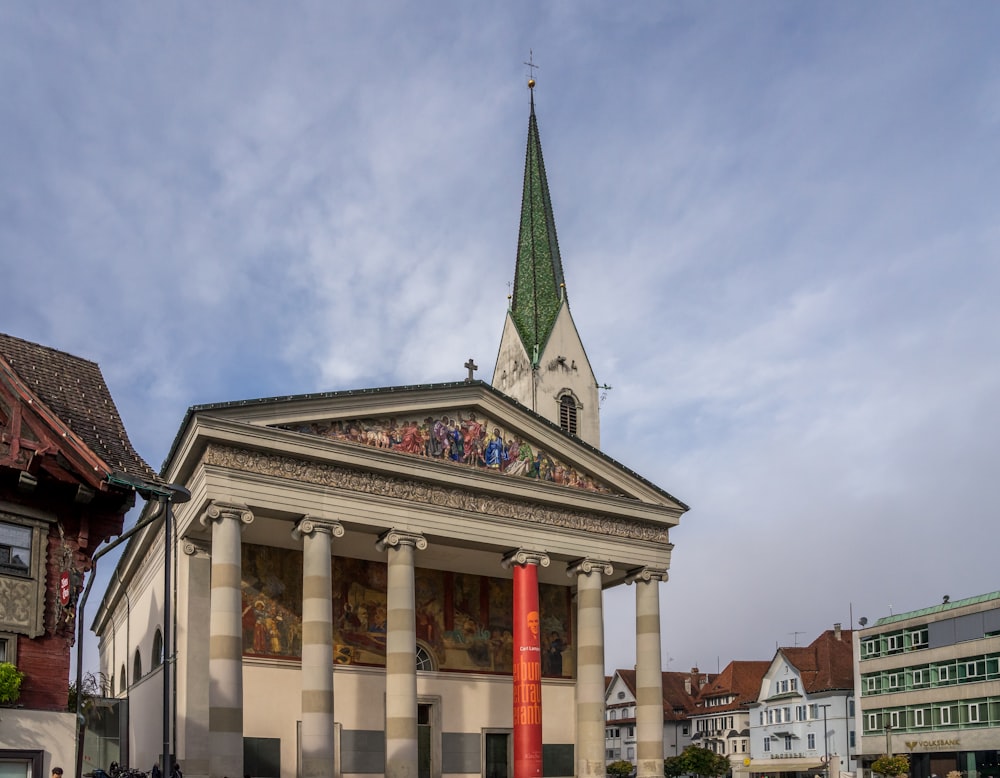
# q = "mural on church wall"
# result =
<box><xmin>240</xmin><ymin>543</ymin><xmax>574</xmax><ymax>677</ymax></box>
<box><xmin>272</xmin><ymin>410</ymin><xmax>619</xmax><ymax>494</ymax></box>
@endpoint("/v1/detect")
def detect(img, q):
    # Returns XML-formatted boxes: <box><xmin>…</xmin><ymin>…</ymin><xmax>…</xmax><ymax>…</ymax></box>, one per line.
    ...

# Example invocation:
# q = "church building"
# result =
<box><xmin>93</xmin><ymin>82</ymin><xmax>688</xmax><ymax>778</ymax></box>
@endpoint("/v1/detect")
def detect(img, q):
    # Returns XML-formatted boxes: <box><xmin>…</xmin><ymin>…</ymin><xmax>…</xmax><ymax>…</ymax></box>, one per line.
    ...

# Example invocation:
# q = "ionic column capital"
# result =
<box><xmin>181</xmin><ymin>538</ymin><xmax>211</xmax><ymax>558</ymax></box>
<box><xmin>625</xmin><ymin>566</ymin><xmax>669</xmax><ymax>584</ymax></box>
<box><xmin>199</xmin><ymin>501</ymin><xmax>254</xmax><ymax>529</ymax></box>
<box><xmin>566</xmin><ymin>558</ymin><xmax>614</xmax><ymax>577</ymax></box>
<box><xmin>292</xmin><ymin>516</ymin><xmax>345</xmax><ymax>541</ymax></box>
<box><xmin>376</xmin><ymin>528</ymin><xmax>428</xmax><ymax>552</ymax></box>
<box><xmin>501</xmin><ymin>548</ymin><xmax>551</xmax><ymax>569</ymax></box>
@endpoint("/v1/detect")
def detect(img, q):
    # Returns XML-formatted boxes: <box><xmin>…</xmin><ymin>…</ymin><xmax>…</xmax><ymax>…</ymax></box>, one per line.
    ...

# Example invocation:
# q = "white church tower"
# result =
<box><xmin>492</xmin><ymin>81</ymin><xmax>602</xmax><ymax>448</ymax></box>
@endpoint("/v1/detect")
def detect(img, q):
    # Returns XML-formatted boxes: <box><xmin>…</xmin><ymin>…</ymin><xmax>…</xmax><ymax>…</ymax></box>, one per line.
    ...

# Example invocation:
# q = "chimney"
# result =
<box><xmin>834</xmin><ymin>623</ymin><xmax>842</xmax><ymax>641</ymax></box>
<box><xmin>687</xmin><ymin>667</ymin><xmax>701</xmax><ymax>693</ymax></box>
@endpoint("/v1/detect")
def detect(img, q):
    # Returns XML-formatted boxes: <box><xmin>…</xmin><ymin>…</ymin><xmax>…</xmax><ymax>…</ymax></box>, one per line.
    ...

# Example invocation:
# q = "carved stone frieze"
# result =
<box><xmin>202</xmin><ymin>443</ymin><xmax>670</xmax><ymax>543</ymax></box>
<box><xmin>0</xmin><ymin>576</ymin><xmax>35</xmax><ymax>631</ymax></box>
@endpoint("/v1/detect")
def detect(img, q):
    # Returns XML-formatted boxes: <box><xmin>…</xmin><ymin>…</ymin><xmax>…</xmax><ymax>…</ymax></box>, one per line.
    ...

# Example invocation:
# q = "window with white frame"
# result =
<box><xmin>849</xmin><ymin>731</ymin><xmax>855</xmax><ymax>748</ymax></box>
<box><xmin>887</xmin><ymin>673</ymin><xmax>903</xmax><ymax>690</ymax></box>
<box><xmin>938</xmin><ymin>666</ymin><xmax>952</xmax><ymax>683</ymax></box>
<box><xmin>889</xmin><ymin>710</ymin><xmax>902</xmax><ymax>728</ymax></box>
<box><xmin>764</xmin><ymin>739</ymin><xmax>771</xmax><ymax>753</ymax></box>
<box><xmin>796</xmin><ymin>705</ymin><xmax>806</xmax><ymax>721</ymax></box>
<box><xmin>784</xmin><ymin>707</ymin><xmax>791</xmax><ymax>722</ymax></box>
<box><xmin>865</xmin><ymin>677</ymin><xmax>879</xmax><ymax>694</ymax></box>
<box><xmin>862</xmin><ymin>638</ymin><xmax>879</xmax><ymax>658</ymax></box>
<box><xmin>965</xmin><ymin>660</ymin><xmax>986</xmax><ymax>679</ymax></box>
<box><xmin>866</xmin><ymin>713</ymin><xmax>880</xmax><ymax>731</ymax></box>
<box><xmin>784</xmin><ymin>736</ymin><xmax>793</xmax><ymax>751</ymax></box>
<box><xmin>807</xmin><ymin>734</ymin><xmax>816</xmax><ymax>749</ymax></box>
<box><xmin>886</xmin><ymin>634</ymin><xmax>904</xmax><ymax>653</ymax></box>
<box><xmin>910</xmin><ymin>628</ymin><xmax>928</xmax><ymax>648</ymax></box>
<box><xmin>914</xmin><ymin>709</ymin><xmax>927</xmax><ymax>727</ymax></box>
<box><xmin>968</xmin><ymin>703</ymin><xmax>985</xmax><ymax>723</ymax></box>
<box><xmin>768</xmin><ymin>709</ymin><xmax>774</xmax><ymax>724</ymax></box>
<box><xmin>790</xmin><ymin>678</ymin><xmax>798</xmax><ymax>691</ymax></box>
<box><xmin>759</xmin><ymin>712</ymin><xmax>764</xmax><ymax>725</ymax></box>
<box><xmin>939</xmin><ymin>706</ymin><xmax>951</xmax><ymax>725</ymax></box>
<box><xmin>912</xmin><ymin>668</ymin><xmax>931</xmax><ymax>687</ymax></box>
<box><xmin>609</xmin><ymin>709</ymin><xmax>617</xmax><ymax>721</ymax></box>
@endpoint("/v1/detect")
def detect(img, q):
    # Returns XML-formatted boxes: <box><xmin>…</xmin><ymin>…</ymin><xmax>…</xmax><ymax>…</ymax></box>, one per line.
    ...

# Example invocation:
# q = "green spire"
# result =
<box><xmin>511</xmin><ymin>89</ymin><xmax>566</xmax><ymax>366</ymax></box>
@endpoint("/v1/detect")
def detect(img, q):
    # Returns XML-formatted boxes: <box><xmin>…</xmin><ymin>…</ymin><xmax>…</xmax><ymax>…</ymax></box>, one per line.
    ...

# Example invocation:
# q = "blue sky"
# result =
<box><xmin>3</xmin><ymin>2</ymin><xmax>999</xmax><ymax>677</ymax></box>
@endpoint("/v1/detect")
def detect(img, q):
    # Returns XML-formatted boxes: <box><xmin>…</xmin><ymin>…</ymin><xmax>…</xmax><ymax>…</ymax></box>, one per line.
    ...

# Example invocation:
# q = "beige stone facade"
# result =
<box><xmin>93</xmin><ymin>381</ymin><xmax>685</xmax><ymax>778</ymax></box>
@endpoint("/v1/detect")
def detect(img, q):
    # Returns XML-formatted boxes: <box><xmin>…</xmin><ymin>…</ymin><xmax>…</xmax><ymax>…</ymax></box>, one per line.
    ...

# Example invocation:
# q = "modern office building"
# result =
<box><xmin>854</xmin><ymin>591</ymin><xmax>1000</xmax><ymax>778</ymax></box>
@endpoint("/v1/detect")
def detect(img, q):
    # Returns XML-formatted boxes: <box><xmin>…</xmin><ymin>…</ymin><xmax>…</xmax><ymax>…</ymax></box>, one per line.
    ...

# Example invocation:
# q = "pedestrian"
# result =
<box><xmin>51</xmin><ymin>767</ymin><xmax>64</xmax><ymax>778</ymax></box>
<box><xmin>171</xmin><ymin>763</ymin><xmax>182</xmax><ymax>778</ymax></box>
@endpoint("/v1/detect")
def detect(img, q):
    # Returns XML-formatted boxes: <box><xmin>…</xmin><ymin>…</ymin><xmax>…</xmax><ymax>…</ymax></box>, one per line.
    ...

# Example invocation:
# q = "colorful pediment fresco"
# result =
<box><xmin>272</xmin><ymin>409</ymin><xmax>620</xmax><ymax>495</ymax></box>
<box><xmin>241</xmin><ymin>543</ymin><xmax>574</xmax><ymax>677</ymax></box>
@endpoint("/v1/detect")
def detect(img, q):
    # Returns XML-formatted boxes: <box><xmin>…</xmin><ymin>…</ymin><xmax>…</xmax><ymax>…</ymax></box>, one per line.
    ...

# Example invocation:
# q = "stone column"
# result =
<box><xmin>568</xmin><ymin>558</ymin><xmax>614</xmax><ymax>778</ymax></box>
<box><xmin>626</xmin><ymin>566</ymin><xmax>669</xmax><ymax>778</ymax></box>
<box><xmin>200</xmin><ymin>501</ymin><xmax>254</xmax><ymax>778</ymax></box>
<box><xmin>376</xmin><ymin>529</ymin><xmax>427</xmax><ymax>778</ymax></box>
<box><xmin>293</xmin><ymin>517</ymin><xmax>344</xmax><ymax>778</ymax></box>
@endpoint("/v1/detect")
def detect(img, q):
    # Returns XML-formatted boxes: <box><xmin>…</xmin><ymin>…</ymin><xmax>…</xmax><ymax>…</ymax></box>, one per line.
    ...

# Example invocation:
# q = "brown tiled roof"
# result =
<box><xmin>610</xmin><ymin>668</ymin><xmax>712</xmax><ymax>720</ymax></box>
<box><xmin>780</xmin><ymin>629</ymin><xmax>854</xmax><ymax>693</ymax></box>
<box><xmin>0</xmin><ymin>332</ymin><xmax>156</xmax><ymax>482</ymax></box>
<box><xmin>696</xmin><ymin>660</ymin><xmax>770</xmax><ymax>712</ymax></box>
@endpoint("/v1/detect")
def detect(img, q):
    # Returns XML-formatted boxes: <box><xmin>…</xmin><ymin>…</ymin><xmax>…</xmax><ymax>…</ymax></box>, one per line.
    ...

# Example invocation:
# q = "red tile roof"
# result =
<box><xmin>779</xmin><ymin>628</ymin><xmax>854</xmax><ymax>692</ymax></box>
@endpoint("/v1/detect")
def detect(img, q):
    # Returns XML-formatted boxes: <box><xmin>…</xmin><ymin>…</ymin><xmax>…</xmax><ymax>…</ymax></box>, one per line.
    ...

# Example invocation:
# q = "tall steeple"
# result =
<box><xmin>510</xmin><ymin>87</ymin><xmax>567</xmax><ymax>366</ymax></box>
<box><xmin>492</xmin><ymin>76</ymin><xmax>602</xmax><ymax>448</ymax></box>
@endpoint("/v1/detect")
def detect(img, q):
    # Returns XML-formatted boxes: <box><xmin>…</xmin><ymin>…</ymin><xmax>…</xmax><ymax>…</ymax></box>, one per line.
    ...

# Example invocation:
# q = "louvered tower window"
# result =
<box><xmin>559</xmin><ymin>394</ymin><xmax>578</xmax><ymax>436</ymax></box>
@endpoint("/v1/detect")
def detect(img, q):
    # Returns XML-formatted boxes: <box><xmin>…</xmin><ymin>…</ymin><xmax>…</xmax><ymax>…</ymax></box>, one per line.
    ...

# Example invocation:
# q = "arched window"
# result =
<box><xmin>133</xmin><ymin>649</ymin><xmax>142</xmax><ymax>682</ymax></box>
<box><xmin>415</xmin><ymin>644</ymin><xmax>435</xmax><ymax>672</ymax></box>
<box><xmin>119</xmin><ymin>665</ymin><xmax>126</xmax><ymax>693</ymax></box>
<box><xmin>558</xmin><ymin>393</ymin><xmax>578</xmax><ymax>436</ymax></box>
<box><xmin>152</xmin><ymin>629</ymin><xmax>163</xmax><ymax>669</ymax></box>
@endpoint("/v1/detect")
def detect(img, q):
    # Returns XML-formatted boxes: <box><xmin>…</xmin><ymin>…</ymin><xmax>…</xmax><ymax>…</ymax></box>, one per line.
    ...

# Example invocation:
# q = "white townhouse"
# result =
<box><xmin>749</xmin><ymin>625</ymin><xmax>857</xmax><ymax>778</ymax></box>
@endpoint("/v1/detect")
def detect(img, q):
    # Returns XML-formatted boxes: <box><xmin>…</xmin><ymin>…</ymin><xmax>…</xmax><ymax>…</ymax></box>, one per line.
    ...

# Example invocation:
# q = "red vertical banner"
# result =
<box><xmin>512</xmin><ymin>562</ymin><xmax>543</xmax><ymax>778</ymax></box>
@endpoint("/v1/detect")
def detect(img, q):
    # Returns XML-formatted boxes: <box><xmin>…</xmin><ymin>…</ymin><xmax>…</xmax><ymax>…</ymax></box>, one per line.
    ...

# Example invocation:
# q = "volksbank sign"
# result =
<box><xmin>904</xmin><ymin>739</ymin><xmax>961</xmax><ymax>750</ymax></box>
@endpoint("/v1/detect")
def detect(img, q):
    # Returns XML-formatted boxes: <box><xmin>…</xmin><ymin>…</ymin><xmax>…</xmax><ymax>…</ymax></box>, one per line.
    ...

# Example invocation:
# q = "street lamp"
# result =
<box><xmin>816</xmin><ymin>704</ymin><xmax>832</xmax><ymax>778</ymax></box>
<box><xmin>73</xmin><ymin>480</ymin><xmax>190</xmax><ymax>778</ymax></box>
<box><xmin>142</xmin><ymin>484</ymin><xmax>192</xmax><ymax>778</ymax></box>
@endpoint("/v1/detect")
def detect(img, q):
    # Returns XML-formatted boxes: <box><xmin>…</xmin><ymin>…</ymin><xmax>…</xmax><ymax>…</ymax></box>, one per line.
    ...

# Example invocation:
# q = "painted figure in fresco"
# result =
<box><xmin>484</xmin><ymin>428</ymin><xmax>507</xmax><ymax>469</ymax></box>
<box><xmin>396</xmin><ymin>419</ymin><xmax>425</xmax><ymax>454</ymax></box>
<box><xmin>448</xmin><ymin>419</ymin><xmax>464</xmax><ymax>462</ymax></box>
<box><xmin>505</xmin><ymin>439</ymin><xmax>533</xmax><ymax>477</ymax></box>
<box><xmin>424</xmin><ymin>417</ymin><xmax>444</xmax><ymax>457</ymax></box>
<box><xmin>460</xmin><ymin>414</ymin><xmax>485</xmax><ymax>465</ymax></box>
<box><xmin>545</xmin><ymin>630</ymin><xmax>566</xmax><ymax>676</ymax></box>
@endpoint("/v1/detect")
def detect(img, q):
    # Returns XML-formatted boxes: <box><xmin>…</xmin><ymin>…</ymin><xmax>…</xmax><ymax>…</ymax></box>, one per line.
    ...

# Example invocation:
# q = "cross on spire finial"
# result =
<box><xmin>464</xmin><ymin>358</ymin><xmax>478</xmax><ymax>382</ymax></box>
<box><xmin>524</xmin><ymin>50</ymin><xmax>538</xmax><ymax>89</ymax></box>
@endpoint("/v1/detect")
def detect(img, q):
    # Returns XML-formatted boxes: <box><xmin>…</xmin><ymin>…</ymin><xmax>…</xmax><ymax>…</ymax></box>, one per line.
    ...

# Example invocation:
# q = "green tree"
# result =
<box><xmin>872</xmin><ymin>754</ymin><xmax>910</xmax><ymax>777</ymax></box>
<box><xmin>665</xmin><ymin>746</ymin><xmax>730</xmax><ymax>778</ymax></box>
<box><xmin>0</xmin><ymin>662</ymin><xmax>24</xmax><ymax>705</ymax></box>
<box><xmin>608</xmin><ymin>760</ymin><xmax>635</xmax><ymax>777</ymax></box>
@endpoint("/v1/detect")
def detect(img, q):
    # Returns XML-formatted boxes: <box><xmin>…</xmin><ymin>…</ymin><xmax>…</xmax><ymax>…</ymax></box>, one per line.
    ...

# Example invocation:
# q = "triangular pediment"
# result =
<box><xmin>179</xmin><ymin>381</ymin><xmax>686</xmax><ymax>512</ymax></box>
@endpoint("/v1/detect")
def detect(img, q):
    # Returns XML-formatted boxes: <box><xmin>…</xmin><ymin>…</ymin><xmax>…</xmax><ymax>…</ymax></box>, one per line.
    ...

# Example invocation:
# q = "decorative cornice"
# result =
<box><xmin>501</xmin><ymin>548</ymin><xmax>551</xmax><ymax>569</ymax></box>
<box><xmin>625</xmin><ymin>566</ymin><xmax>669</xmax><ymax>584</ymax></box>
<box><xmin>375</xmin><ymin>528</ymin><xmax>428</xmax><ymax>552</ymax></box>
<box><xmin>201</xmin><ymin>443</ymin><xmax>670</xmax><ymax>543</ymax></box>
<box><xmin>566</xmin><ymin>558</ymin><xmax>614</xmax><ymax>577</ymax></box>
<box><xmin>199</xmin><ymin>500</ymin><xmax>254</xmax><ymax>529</ymax></box>
<box><xmin>292</xmin><ymin>516</ymin><xmax>345</xmax><ymax>541</ymax></box>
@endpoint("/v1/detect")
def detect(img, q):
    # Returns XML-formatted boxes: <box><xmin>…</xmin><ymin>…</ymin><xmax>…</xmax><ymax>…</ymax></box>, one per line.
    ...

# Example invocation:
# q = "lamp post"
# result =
<box><xmin>816</xmin><ymin>704</ymin><xmax>832</xmax><ymax>778</ymax></box>
<box><xmin>74</xmin><ymin>480</ymin><xmax>190</xmax><ymax>778</ymax></box>
<box><xmin>884</xmin><ymin>723</ymin><xmax>892</xmax><ymax>758</ymax></box>
<box><xmin>147</xmin><ymin>484</ymin><xmax>191</xmax><ymax>778</ymax></box>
